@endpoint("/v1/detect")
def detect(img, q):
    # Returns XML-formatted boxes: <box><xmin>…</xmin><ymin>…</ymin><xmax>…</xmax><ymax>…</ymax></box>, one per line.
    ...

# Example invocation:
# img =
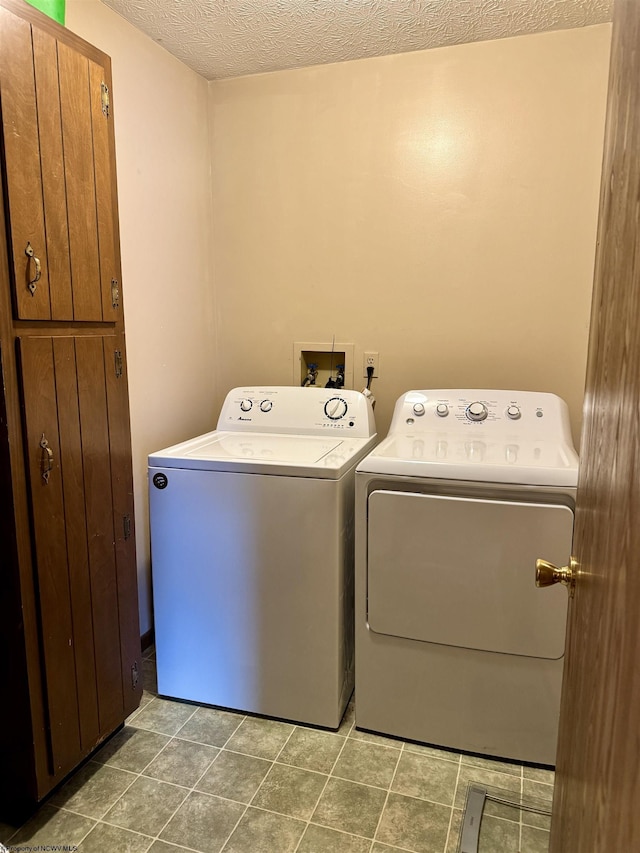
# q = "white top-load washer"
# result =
<box><xmin>149</xmin><ymin>386</ymin><xmax>376</xmax><ymax>728</ymax></box>
<box><xmin>355</xmin><ymin>389</ymin><xmax>578</xmax><ymax>765</ymax></box>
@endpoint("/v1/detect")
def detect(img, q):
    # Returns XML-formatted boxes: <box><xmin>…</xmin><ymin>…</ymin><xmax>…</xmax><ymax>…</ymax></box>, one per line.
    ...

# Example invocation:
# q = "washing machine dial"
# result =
<box><xmin>325</xmin><ymin>397</ymin><xmax>348</xmax><ymax>420</ymax></box>
<box><xmin>412</xmin><ymin>402</ymin><xmax>426</xmax><ymax>416</ymax></box>
<box><xmin>435</xmin><ymin>403</ymin><xmax>449</xmax><ymax>417</ymax></box>
<box><xmin>239</xmin><ymin>399</ymin><xmax>253</xmax><ymax>413</ymax></box>
<box><xmin>506</xmin><ymin>405</ymin><xmax>521</xmax><ymax>420</ymax></box>
<box><xmin>260</xmin><ymin>400</ymin><xmax>273</xmax><ymax>413</ymax></box>
<box><xmin>466</xmin><ymin>401</ymin><xmax>488</xmax><ymax>422</ymax></box>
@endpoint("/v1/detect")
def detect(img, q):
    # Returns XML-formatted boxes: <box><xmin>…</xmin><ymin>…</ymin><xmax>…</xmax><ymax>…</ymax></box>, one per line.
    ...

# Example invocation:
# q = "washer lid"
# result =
<box><xmin>357</xmin><ymin>433</ymin><xmax>578</xmax><ymax>487</ymax></box>
<box><xmin>149</xmin><ymin>430</ymin><xmax>377</xmax><ymax>478</ymax></box>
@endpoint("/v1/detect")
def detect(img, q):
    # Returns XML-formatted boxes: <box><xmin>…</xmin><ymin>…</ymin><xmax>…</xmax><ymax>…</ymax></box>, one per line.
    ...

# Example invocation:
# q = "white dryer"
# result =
<box><xmin>149</xmin><ymin>386</ymin><xmax>376</xmax><ymax>729</ymax></box>
<box><xmin>355</xmin><ymin>389</ymin><xmax>578</xmax><ymax>765</ymax></box>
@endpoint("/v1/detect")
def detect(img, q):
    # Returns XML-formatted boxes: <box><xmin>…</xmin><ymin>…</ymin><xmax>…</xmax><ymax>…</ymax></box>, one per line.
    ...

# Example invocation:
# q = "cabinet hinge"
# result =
<box><xmin>114</xmin><ymin>349</ymin><xmax>123</xmax><ymax>378</ymax></box>
<box><xmin>101</xmin><ymin>81</ymin><xmax>110</xmax><ymax>117</ymax></box>
<box><xmin>123</xmin><ymin>514</ymin><xmax>131</xmax><ymax>540</ymax></box>
<box><xmin>131</xmin><ymin>661</ymin><xmax>139</xmax><ymax>689</ymax></box>
<box><xmin>111</xmin><ymin>278</ymin><xmax>120</xmax><ymax>309</ymax></box>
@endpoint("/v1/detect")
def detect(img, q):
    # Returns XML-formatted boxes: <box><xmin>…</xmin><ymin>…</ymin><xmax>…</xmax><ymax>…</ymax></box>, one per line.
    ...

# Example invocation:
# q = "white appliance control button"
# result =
<box><xmin>466</xmin><ymin>402</ymin><xmax>488</xmax><ymax>421</ymax></box>
<box><xmin>260</xmin><ymin>400</ymin><xmax>273</xmax><ymax>412</ymax></box>
<box><xmin>240</xmin><ymin>399</ymin><xmax>253</xmax><ymax>412</ymax></box>
<box><xmin>325</xmin><ymin>397</ymin><xmax>348</xmax><ymax>420</ymax></box>
<box><xmin>506</xmin><ymin>405</ymin><xmax>521</xmax><ymax>420</ymax></box>
<box><xmin>435</xmin><ymin>403</ymin><xmax>449</xmax><ymax>417</ymax></box>
<box><xmin>412</xmin><ymin>403</ymin><xmax>426</xmax><ymax>416</ymax></box>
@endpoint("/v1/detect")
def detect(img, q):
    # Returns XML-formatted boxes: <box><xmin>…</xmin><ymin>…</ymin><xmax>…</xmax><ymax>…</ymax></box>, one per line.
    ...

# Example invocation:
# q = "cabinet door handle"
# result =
<box><xmin>40</xmin><ymin>433</ymin><xmax>53</xmax><ymax>483</ymax></box>
<box><xmin>25</xmin><ymin>242</ymin><xmax>41</xmax><ymax>296</ymax></box>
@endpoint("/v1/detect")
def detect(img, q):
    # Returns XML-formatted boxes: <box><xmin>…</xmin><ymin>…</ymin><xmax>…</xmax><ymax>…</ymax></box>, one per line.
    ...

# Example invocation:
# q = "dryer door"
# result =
<box><xmin>367</xmin><ymin>490</ymin><xmax>573</xmax><ymax>659</ymax></box>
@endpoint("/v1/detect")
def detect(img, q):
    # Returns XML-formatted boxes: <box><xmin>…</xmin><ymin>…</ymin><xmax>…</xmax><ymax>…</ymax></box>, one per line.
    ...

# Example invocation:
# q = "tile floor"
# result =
<box><xmin>0</xmin><ymin>646</ymin><xmax>554</xmax><ymax>853</ymax></box>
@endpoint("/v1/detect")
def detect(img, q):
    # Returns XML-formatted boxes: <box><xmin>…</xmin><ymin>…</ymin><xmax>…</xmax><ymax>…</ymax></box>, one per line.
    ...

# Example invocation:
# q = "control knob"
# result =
<box><xmin>240</xmin><ymin>399</ymin><xmax>253</xmax><ymax>412</ymax></box>
<box><xmin>260</xmin><ymin>400</ymin><xmax>273</xmax><ymax>413</ymax></box>
<box><xmin>435</xmin><ymin>403</ymin><xmax>449</xmax><ymax>417</ymax></box>
<box><xmin>325</xmin><ymin>397</ymin><xmax>348</xmax><ymax>420</ymax></box>
<box><xmin>506</xmin><ymin>405</ymin><xmax>521</xmax><ymax>420</ymax></box>
<box><xmin>466</xmin><ymin>401</ymin><xmax>488</xmax><ymax>422</ymax></box>
<box><xmin>412</xmin><ymin>402</ymin><xmax>425</xmax><ymax>416</ymax></box>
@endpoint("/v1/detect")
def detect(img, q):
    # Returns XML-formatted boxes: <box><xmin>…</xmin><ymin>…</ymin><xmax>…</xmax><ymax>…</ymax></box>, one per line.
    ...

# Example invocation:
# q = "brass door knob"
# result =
<box><xmin>535</xmin><ymin>557</ymin><xmax>578</xmax><ymax>596</ymax></box>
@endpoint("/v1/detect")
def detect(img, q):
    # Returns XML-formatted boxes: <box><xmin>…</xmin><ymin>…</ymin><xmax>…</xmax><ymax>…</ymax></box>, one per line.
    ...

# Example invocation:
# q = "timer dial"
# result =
<box><xmin>239</xmin><ymin>399</ymin><xmax>253</xmax><ymax>413</ymax></box>
<box><xmin>466</xmin><ymin>401</ymin><xmax>488</xmax><ymax>422</ymax></box>
<box><xmin>260</xmin><ymin>400</ymin><xmax>273</xmax><ymax>413</ymax></box>
<box><xmin>325</xmin><ymin>397</ymin><xmax>348</xmax><ymax>420</ymax></box>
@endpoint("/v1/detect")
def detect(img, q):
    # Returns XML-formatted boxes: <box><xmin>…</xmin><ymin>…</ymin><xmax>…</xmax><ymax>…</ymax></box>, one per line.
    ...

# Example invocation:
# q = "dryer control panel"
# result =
<box><xmin>390</xmin><ymin>389</ymin><xmax>573</xmax><ymax>440</ymax></box>
<box><xmin>217</xmin><ymin>386</ymin><xmax>377</xmax><ymax>438</ymax></box>
<box><xmin>359</xmin><ymin>389</ymin><xmax>578</xmax><ymax>491</ymax></box>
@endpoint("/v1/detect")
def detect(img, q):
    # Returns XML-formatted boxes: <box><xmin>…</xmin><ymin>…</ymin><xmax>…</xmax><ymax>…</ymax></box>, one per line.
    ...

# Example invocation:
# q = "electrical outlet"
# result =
<box><xmin>363</xmin><ymin>351</ymin><xmax>379</xmax><ymax>378</ymax></box>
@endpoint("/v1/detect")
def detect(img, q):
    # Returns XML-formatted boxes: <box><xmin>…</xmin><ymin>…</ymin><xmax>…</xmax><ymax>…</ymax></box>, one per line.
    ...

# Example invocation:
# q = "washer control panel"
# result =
<box><xmin>391</xmin><ymin>389</ymin><xmax>573</xmax><ymax>440</ymax></box>
<box><xmin>218</xmin><ymin>386</ymin><xmax>376</xmax><ymax>438</ymax></box>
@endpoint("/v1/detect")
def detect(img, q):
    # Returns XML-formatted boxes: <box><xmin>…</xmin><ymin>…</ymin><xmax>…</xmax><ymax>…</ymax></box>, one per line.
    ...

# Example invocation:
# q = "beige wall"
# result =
<box><xmin>66</xmin><ymin>0</ymin><xmax>216</xmax><ymax>634</ymax></box>
<box><xmin>209</xmin><ymin>25</ymin><xmax>611</xmax><ymax>443</ymax></box>
<box><xmin>61</xmin><ymin>9</ymin><xmax>611</xmax><ymax>636</ymax></box>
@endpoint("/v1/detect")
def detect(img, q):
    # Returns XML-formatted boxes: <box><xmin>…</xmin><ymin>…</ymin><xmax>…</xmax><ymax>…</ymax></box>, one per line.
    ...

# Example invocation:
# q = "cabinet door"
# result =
<box><xmin>0</xmin><ymin>8</ymin><xmax>119</xmax><ymax>322</ymax></box>
<box><xmin>18</xmin><ymin>335</ymin><xmax>140</xmax><ymax>776</ymax></box>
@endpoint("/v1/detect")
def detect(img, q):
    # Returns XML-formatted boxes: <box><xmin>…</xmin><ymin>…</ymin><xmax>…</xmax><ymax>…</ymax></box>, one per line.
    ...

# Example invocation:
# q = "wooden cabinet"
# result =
<box><xmin>0</xmin><ymin>0</ymin><xmax>141</xmax><ymax>820</ymax></box>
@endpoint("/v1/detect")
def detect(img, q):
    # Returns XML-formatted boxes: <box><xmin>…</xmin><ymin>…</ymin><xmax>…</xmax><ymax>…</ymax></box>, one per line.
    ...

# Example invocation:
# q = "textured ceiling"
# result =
<box><xmin>100</xmin><ymin>0</ymin><xmax>613</xmax><ymax>81</ymax></box>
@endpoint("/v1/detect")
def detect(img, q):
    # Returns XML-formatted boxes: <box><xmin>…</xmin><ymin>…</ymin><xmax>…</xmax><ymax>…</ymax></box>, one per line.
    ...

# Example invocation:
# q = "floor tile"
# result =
<box><xmin>454</xmin><ymin>764</ymin><xmax>523</xmax><ymax>817</ymax></box>
<box><xmin>523</xmin><ymin>809</ymin><xmax>552</xmax><ymax>831</ymax></box>
<box><xmin>337</xmin><ymin>700</ymin><xmax>355</xmax><ymax>735</ymax></box>
<box><xmin>278</xmin><ymin>727</ymin><xmax>345</xmax><ymax>774</ymax></box>
<box><xmin>403</xmin><ymin>742</ymin><xmax>462</xmax><ymax>764</ymax></box>
<box><xmin>144</xmin><ymin>738</ymin><xmax>219</xmax><ymax>787</ymax></box>
<box><xmin>225</xmin><ymin>716</ymin><xmax>294</xmax><ymax>760</ymax></box>
<box><xmin>132</xmin><ymin>698</ymin><xmax>197</xmax><ymax>736</ymax></box>
<box><xmin>93</xmin><ymin>726</ymin><xmax>171</xmax><ymax>772</ymax></box>
<box><xmin>445</xmin><ymin>809</ymin><xmax>463</xmax><ymax>853</ymax></box>
<box><xmin>221</xmin><ymin>806</ymin><xmax>305</xmax><ymax>853</ymax></box>
<box><xmin>251</xmin><ymin>763</ymin><xmax>327</xmax><ymax>819</ymax></box>
<box><xmin>523</xmin><ymin>765</ymin><xmax>555</xmax><ymax>785</ymax></box>
<box><xmin>298</xmin><ymin>823</ymin><xmax>372</xmax><ymax>852</ymax></box>
<box><xmin>332</xmin><ymin>738</ymin><xmax>400</xmax><ymax>789</ymax></box>
<box><xmin>103</xmin><ymin>776</ymin><xmax>187</xmax><ymax>837</ymax></box>
<box><xmin>148</xmin><ymin>842</ymin><xmax>193</xmax><ymax>853</ymax></box>
<box><xmin>392</xmin><ymin>751</ymin><xmax>459</xmax><ymax>807</ymax></box>
<box><xmin>50</xmin><ymin>761</ymin><xmax>136</xmax><ymax>818</ymax></box>
<box><xmin>460</xmin><ymin>753</ymin><xmax>523</xmax><ymax>778</ymax></box>
<box><xmin>160</xmin><ymin>791</ymin><xmax>245</xmax><ymax>853</ymax></box>
<box><xmin>126</xmin><ymin>691</ymin><xmax>156</xmax><ymax>724</ymax></box>
<box><xmin>10</xmin><ymin>805</ymin><xmax>95</xmax><ymax>848</ymax></box>
<box><xmin>477</xmin><ymin>814</ymin><xmax>520</xmax><ymax>853</ymax></box>
<box><xmin>523</xmin><ymin>778</ymin><xmax>554</xmax><ymax>804</ymax></box>
<box><xmin>0</xmin><ymin>822</ymin><xmax>17</xmax><ymax>844</ymax></box>
<box><xmin>349</xmin><ymin>726</ymin><xmax>403</xmax><ymax>749</ymax></box>
<box><xmin>375</xmin><ymin>792</ymin><xmax>451</xmax><ymax>853</ymax></box>
<box><xmin>312</xmin><ymin>777</ymin><xmax>387</xmax><ymax>838</ymax></box>
<box><xmin>142</xmin><ymin>659</ymin><xmax>158</xmax><ymax>693</ymax></box>
<box><xmin>521</xmin><ymin>823</ymin><xmax>551</xmax><ymax>853</ymax></box>
<box><xmin>521</xmin><ymin>779</ymin><xmax>553</xmax><ymax>830</ymax></box>
<box><xmin>176</xmin><ymin>706</ymin><xmax>244</xmax><ymax>748</ymax></box>
<box><xmin>196</xmin><ymin>750</ymin><xmax>272</xmax><ymax>803</ymax></box>
<box><xmin>79</xmin><ymin>821</ymin><xmax>154</xmax><ymax>852</ymax></box>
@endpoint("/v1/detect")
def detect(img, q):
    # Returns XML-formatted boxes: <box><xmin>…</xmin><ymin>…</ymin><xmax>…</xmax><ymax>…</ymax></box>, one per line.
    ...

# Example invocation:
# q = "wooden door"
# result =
<box><xmin>18</xmin><ymin>334</ymin><xmax>138</xmax><ymax>776</ymax></box>
<box><xmin>0</xmin><ymin>5</ymin><xmax>119</xmax><ymax>323</ymax></box>
<box><xmin>549</xmin><ymin>0</ymin><xmax>640</xmax><ymax>849</ymax></box>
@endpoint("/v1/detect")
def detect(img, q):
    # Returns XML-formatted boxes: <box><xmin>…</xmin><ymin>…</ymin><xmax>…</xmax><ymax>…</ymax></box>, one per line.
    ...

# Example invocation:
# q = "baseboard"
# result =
<box><xmin>140</xmin><ymin>628</ymin><xmax>155</xmax><ymax>652</ymax></box>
